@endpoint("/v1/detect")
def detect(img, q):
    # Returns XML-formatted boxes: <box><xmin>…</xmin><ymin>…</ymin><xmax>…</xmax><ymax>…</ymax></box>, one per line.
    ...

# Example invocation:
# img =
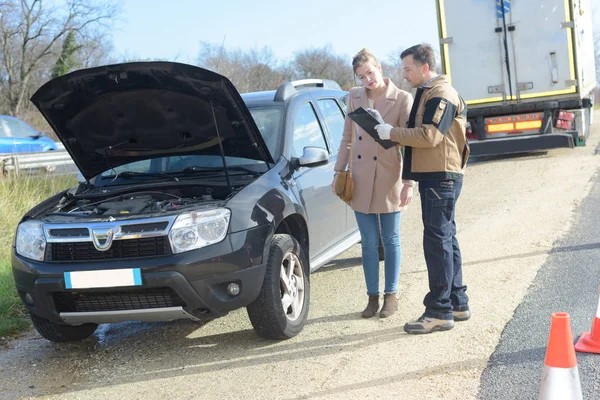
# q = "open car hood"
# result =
<box><xmin>30</xmin><ymin>62</ymin><xmax>274</xmax><ymax>179</ymax></box>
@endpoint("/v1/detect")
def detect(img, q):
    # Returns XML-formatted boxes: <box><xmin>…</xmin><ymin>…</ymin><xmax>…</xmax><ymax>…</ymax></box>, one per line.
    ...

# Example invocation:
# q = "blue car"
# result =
<box><xmin>0</xmin><ymin>115</ymin><xmax>58</xmax><ymax>154</ymax></box>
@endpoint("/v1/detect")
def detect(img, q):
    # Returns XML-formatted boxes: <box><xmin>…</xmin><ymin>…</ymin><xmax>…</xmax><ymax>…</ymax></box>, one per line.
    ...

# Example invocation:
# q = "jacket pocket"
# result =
<box><xmin>432</xmin><ymin>100</ymin><xmax>447</xmax><ymax>124</ymax></box>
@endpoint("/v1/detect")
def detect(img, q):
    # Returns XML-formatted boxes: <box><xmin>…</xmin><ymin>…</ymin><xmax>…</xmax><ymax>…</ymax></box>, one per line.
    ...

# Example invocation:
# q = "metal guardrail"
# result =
<box><xmin>0</xmin><ymin>150</ymin><xmax>75</xmax><ymax>176</ymax></box>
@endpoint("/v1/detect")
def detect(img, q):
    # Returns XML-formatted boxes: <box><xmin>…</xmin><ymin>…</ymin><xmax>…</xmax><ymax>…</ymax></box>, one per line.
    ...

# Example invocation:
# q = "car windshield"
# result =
<box><xmin>95</xmin><ymin>155</ymin><xmax>269</xmax><ymax>185</ymax></box>
<box><xmin>2</xmin><ymin>117</ymin><xmax>41</xmax><ymax>139</ymax></box>
<box><xmin>91</xmin><ymin>106</ymin><xmax>282</xmax><ymax>186</ymax></box>
<box><xmin>247</xmin><ymin>106</ymin><xmax>283</xmax><ymax>159</ymax></box>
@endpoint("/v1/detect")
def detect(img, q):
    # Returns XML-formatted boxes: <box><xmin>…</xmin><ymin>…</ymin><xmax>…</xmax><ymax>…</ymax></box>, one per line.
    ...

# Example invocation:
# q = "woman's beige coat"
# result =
<box><xmin>334</xmin><ymin>78</ymin><xmax>414</xmax><ymax>214</ymax></box>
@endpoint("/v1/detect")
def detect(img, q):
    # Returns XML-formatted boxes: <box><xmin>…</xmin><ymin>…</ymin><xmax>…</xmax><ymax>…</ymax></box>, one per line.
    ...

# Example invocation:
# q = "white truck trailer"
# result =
<box><xmin>435</xmin><ymin>0</ymin><xmax>596</xmax><ymax>156</ymax></box>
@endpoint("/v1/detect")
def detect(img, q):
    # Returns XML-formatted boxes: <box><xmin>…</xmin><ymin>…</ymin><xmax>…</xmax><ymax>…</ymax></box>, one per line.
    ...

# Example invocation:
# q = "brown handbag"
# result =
<box><xmin>334</xmin><ymin>107</ymin><xmax>355</xmax><ymax>203</ymax></box>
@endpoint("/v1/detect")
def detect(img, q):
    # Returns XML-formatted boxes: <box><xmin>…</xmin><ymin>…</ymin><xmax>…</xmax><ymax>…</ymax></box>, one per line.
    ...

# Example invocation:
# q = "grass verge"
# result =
<box><xmin>0</xmin><ymin>174</ymin><xmax>77</xmax><ymax>337</ymax></box>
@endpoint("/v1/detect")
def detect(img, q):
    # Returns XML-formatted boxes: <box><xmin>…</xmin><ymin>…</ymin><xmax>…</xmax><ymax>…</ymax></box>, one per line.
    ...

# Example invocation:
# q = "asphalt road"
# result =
<box><xmin>478</xmin><ymin>165</ymin><xmax>600</xmax><ymax>399</ymax></box>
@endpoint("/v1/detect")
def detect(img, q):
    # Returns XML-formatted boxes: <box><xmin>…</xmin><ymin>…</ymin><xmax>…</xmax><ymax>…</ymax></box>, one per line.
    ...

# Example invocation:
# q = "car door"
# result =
<box><xmin>290</xmin><ymin>100</ymin><xmax>346</xmax><ymax>261</ymax></box>
<box><xmin>314</xmin><ymin>96</ymin><xmax>359</xmax><ymax>238</ymax></box>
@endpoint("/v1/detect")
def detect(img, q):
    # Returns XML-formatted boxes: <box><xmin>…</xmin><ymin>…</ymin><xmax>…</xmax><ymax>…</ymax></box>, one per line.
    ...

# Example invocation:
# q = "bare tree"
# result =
<box><xmin>292</xmin><ymin>46</ymin><xmax>354</xmax><ymax>90</ymax></box>
<box><xmin>75</xmin><ymin>32</ymin><xmax>114</xmax><ymax>68</ymax></box>
<box><xmin>0</xmin><ymin>0</ymin><xmax>119</xmax><ymax>116</ymax></box>
<box><xmin>197</xmin><ymin>42</ymin><xmax>285</xmax><ymax>93</ymax></box>
<box><xmin>277</xmin><ymin>61</ymin><xmax>297</xmax><ymax>83</ymax></box>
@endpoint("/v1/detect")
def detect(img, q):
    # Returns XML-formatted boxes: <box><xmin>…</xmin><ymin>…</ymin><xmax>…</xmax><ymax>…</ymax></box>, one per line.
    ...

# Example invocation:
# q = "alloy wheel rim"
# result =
<box><xmin>279</xmin><ymin>251</ymin><xmax>304</xmax><ymax>322</ymax></box>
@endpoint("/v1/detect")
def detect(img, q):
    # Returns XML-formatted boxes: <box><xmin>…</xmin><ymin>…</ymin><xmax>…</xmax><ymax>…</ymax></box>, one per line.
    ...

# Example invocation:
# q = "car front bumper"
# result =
<box><xmin>12</xmin><ymin>225</ymin><xmax>271</xmax><ymax>325</ymax></box>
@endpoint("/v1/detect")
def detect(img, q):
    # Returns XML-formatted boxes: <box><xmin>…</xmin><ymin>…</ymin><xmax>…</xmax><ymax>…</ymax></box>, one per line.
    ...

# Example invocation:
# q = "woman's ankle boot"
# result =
<box><xmin>361</xmin><ymin>295</ymin><xmax>380</xmax><ymax>318</ymax></box>
<box><xmin>379</xmin><ymin>293</ymin><xmax>398</xmax><ymax>318</ymax></box>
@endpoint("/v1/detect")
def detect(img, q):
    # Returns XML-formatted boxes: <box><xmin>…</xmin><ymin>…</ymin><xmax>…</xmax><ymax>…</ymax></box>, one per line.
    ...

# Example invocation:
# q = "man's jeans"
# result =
<box><xmin>418</xmin><ymin>180</ymin><xmax>469</xmax><ymax>320</ymax></box>
<box><xmin>354</xmin><ymin>211</ymin><xmax>401</xmax><ymax>295</ymax></box>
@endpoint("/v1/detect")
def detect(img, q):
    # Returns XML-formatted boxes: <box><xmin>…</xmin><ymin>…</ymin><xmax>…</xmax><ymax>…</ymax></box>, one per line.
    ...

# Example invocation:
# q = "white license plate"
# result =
<box><xmin>64</xmin><ymin>268</ymin><xmax>142</xmax><ymax>289</ymax></box>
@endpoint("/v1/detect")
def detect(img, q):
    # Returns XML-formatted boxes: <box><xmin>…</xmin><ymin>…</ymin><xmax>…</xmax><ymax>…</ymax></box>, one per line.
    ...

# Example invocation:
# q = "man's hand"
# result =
<box><xmin>374</xmin><ymin>123</ymin><xmax>392</xmax><ymax>140</ymax></box>
<box><xmin>400</xmin><ymin>184</ymin><xmax>413</xmax><ymax>208</ymax></box>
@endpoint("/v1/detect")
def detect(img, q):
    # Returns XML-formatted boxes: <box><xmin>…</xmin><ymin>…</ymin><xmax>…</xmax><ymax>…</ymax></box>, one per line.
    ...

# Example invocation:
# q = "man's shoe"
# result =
<box><xmin>403</xmin><ymin>315</ymin><xmax>455</xmax><ymax>334</ymax></box>
<box><xmin>453</xmin><ymin>309</ymin><xmax>471</xmax><ymax>322</ymax></box>
<box><xmin>361</xmin><ymin>295</ymin><xmax>380</xmax><ymax>318</ymax></box>
<box><xmin>379</xmin><ymin>293</ymin><xmax>398</xmax><ymax>318</ymax></box>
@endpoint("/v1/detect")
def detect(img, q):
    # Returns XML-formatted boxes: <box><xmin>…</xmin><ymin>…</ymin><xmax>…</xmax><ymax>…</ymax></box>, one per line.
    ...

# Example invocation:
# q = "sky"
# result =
<box><xmin>111</xmin><ymin>0</ymin><xmax>440</xmax><ymax>65</ymax></box>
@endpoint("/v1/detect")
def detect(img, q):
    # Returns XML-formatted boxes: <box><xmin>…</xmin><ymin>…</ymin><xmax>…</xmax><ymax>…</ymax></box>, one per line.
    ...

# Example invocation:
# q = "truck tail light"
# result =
<box><xmin>465</xmin><ymin>122</ymin><xmax>477</xmax><ymax>140</ymax></box>
<box><xmin>485</xmin><ymin>113</ymin><xmax>544</xmax><ymax>135</ymax></box>
<box><xmin>554</xmin><ymin>110</ymin><xmax>575</xmax><ymax>130</ymax></box>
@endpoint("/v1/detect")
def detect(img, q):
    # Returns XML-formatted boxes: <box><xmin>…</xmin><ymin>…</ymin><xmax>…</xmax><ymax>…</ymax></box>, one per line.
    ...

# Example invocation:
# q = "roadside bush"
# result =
<box><xmin>0</xmin><ymin>174</ymin><xmax>77</xmax><ymax>337</ymax></box>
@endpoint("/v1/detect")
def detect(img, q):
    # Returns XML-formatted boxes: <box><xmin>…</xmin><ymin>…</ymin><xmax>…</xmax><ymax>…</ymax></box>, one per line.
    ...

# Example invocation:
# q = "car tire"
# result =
<box><xmin>247</xmin><ymin>234</ymin><xmax>310</xmax><ymax>340</ymax></box>
<box><xmin>30</xmin><ymin>313</ymin><xmax>98</xmax><ymax>342</ymax></box>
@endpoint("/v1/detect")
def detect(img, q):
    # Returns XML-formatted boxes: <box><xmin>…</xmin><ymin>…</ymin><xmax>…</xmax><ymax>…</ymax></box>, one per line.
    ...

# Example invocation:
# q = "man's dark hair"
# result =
<box><xmin>401</xmin><ymin>44</ymin><xmax>436</xmax><ymax>72</ymax></box>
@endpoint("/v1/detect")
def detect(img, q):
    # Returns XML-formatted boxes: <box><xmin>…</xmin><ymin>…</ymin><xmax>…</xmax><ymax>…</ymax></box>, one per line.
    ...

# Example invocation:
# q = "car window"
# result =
<box><xmin>317</xmin><ymin>99</ymin><xmax>345</xmax><ymax>155</ymax></box>
<box><xmin>0</xmin><ymin>120</ymin><xmax>8</xmax><ymax>138</ymax></box>
<box><xmin>338</xmin><ymin>94</ymin><xmax>348</xmax><ymax>112</ymax></box>
<box><xmin>292</xmin><ymin>102</ymin><xmax>327</xmax><ymax>157</ymax></box>
<box><xmin>248</xmin><ymin>107</ymin><xmax>283</xmax><ymax>159</ymax></box>
<box><xmin>4</xmin><ymin>118</ymin><xmax>38</xmax><ymax>138</ymax></box>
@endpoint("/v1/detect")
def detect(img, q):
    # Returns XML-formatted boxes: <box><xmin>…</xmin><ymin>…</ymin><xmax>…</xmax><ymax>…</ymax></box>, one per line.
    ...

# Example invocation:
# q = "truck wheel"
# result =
<box><xmin>247</xmin><ymin>234</ymin><xmax>310</xmax><ymax>340</ymax></box>
<box><xmin>30</xmin><ymin>313</ymin><xmax>98</xmax><ymax>342</ymax></box>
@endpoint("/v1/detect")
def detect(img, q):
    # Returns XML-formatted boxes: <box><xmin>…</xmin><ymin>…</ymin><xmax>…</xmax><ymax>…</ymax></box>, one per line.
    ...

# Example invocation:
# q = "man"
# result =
<box><xmin>374</xmin><ymin>43</ymin><xmax>470</xmax><ymax>334</ymax></box>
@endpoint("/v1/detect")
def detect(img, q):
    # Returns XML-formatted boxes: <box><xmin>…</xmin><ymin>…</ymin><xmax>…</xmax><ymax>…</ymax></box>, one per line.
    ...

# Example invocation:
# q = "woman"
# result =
<box><xmin>333</xmin><ymin>48</ymin><xmax>414</xmax><ymax>318</ymax></box>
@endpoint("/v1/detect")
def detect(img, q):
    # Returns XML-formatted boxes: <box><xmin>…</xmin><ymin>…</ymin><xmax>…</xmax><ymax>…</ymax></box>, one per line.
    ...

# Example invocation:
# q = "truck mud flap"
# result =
<box><xmin>469</xmin><ymin>133</ymin><xmax>575</xmax><ymax>157</ymax></box>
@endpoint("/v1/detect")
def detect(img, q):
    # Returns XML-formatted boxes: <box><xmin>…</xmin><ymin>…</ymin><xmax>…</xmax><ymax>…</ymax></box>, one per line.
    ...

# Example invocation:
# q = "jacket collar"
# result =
<box><xmin>422</xmin><ymin>74</ymin><xmax>447</xmax><ymax>89</ymax></box>
<box><xmin>354</xmin><ymin>78</ymin><xmax>398</xmax><ymax>118</ymax></box>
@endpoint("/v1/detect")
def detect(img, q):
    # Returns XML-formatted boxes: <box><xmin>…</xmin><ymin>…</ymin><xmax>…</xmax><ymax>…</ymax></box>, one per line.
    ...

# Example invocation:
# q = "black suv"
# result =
<box><xmin>12</xmin><ymin>62</ymin><xmax>360</xmax><ymax>342</ymax></box>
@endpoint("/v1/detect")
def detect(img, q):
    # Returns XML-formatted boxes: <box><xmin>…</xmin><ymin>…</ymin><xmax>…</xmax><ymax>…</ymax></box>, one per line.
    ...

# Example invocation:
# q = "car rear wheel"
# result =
<box><xmin>30</xmin><ymin>313</ymin><xmax>98</xmax><ymax>342</ymax></box>
<box><xmin>247</xmin><ymin>234</ymin><xmax>310</xmax><ymax>340</ymax></box>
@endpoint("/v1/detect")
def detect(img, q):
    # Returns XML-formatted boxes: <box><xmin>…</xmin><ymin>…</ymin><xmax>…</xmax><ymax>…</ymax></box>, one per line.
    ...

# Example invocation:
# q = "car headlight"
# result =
<box><xmin>168</xmin><ymin>209</ymin><xmax>231</xmax><ymax>254</ymax></box>
<box><xmin>16</xmin><ymin>221</ymin><xmax>46</xmax><ymax>261</ymax></box>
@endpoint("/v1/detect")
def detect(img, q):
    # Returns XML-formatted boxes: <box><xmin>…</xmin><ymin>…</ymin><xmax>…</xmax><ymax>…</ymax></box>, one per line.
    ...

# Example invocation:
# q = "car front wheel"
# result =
<box><xmin>30</xmin><ymin>313</ymin><xmax>98</xmax><ymax>342</ymax></box>
<box><xmin>247</xmin><ymin>234</ymin><xmax>310</xmax><ymax>340</ymax></box>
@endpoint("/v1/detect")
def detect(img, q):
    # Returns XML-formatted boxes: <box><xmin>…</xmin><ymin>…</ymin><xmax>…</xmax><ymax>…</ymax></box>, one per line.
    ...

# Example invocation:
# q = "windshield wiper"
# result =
<box><xmin>179</xmin><ymin>166</ymin><xmax>262</xmax><ymax>176</ymax></box>
<box><xmin>103</xmin><ymin>171</ymin><xmax>179</xmax><ymax>182</ymax></box>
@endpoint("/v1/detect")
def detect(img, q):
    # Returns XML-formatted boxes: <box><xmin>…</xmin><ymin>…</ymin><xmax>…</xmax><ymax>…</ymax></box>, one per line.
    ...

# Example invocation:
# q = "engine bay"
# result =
<box><xmin>52</xmin><ymin>184</ymin><xmax>234</xmax><ymax>217</ymax></box>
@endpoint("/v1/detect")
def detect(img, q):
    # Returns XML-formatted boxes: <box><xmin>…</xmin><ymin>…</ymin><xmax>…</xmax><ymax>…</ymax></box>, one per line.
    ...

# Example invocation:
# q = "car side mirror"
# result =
<box><xmin>296</xmin><ymin>146</ymin><xmax>329</xmax><ymax>169</ymax></box>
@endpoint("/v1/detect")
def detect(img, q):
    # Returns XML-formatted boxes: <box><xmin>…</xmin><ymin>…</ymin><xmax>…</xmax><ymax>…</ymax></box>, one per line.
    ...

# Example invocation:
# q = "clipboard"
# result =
<box><xmin>347</xmin><ymin>107</ymin><xmax>396</xmax><ymax>150</ymax></box>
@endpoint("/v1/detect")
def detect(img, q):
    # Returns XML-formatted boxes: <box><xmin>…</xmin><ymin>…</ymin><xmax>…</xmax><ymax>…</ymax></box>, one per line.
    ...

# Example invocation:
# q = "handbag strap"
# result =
<box><xmin>348</xmin><ymin>93</ymin><xmax>355</xmax><ymax>170</ymax></box>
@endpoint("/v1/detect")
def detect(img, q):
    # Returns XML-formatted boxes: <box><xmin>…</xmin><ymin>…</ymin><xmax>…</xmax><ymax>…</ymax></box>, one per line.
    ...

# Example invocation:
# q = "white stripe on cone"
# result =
<box><xmin>538</xmin><ymin>366</ymin><xmax>583</xmax><ymax>400</ymax></box>
<box><xmin>596</xmin><ymin>296</ymin><xmax>600</xmax><ymax>319</ymax></box>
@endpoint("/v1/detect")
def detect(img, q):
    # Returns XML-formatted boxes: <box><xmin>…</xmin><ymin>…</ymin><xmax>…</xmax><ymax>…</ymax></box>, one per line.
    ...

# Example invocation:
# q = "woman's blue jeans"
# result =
<box><xmin>354</xmin><ymin>211</ymin><xmax>401</xmax><ymax>295</ymax></box>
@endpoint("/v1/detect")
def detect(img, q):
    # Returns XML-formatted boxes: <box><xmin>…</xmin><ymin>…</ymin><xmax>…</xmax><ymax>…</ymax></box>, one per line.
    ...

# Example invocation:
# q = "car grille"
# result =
<box><xmin>53</xmin><ymin>288</ymin><xmax>186</xmax><ymax>313</ymax></box>
<box><xmin>46</xmin><ymin>237</ymin><xmax>171</xmax><ymax>261</ymax></box>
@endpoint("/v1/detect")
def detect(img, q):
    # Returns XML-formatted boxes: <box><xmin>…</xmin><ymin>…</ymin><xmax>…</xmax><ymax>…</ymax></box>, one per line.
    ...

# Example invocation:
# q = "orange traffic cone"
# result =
<box><xmin>575</xmin><ymin>286</ymin><xmax>600</xmax><ymax>354</ymax></box>
<box><xmin>538</xmin><ymin>312</ymin><xmax>583</xmax><ymax>400</ymax></box>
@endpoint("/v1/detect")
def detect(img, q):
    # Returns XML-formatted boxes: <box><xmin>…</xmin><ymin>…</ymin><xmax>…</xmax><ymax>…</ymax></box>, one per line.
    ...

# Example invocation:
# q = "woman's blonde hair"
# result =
<box><xmin>352</xmin><ymin>48</ymin><xmax>380</xmax><ymax>73</ymax></box>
